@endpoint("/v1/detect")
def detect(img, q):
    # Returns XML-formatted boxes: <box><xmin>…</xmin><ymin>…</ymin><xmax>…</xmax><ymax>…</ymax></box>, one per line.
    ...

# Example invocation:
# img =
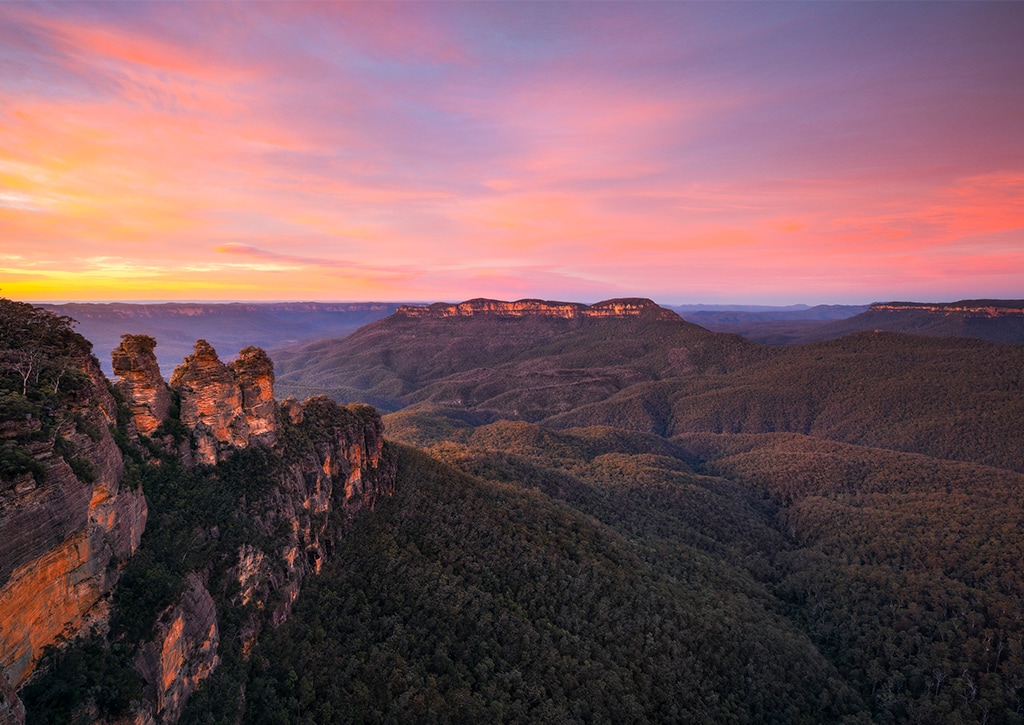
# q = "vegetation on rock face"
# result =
<box><xmin>0</xmin><ymin>299</ymin><xmax>94</xmax><ymax>483</ymax></box>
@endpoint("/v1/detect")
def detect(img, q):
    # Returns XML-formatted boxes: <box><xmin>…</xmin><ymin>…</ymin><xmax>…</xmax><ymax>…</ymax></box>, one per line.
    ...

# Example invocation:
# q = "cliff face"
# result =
<box><xmin>232</xmin><ymin>397</ymin><xmax>392</xmax><ymax>634</ymax></box>
<box><xmin>871</xmin><ymin>301</ymin><xmax>1024</xmax><ymax>317</ymax></box>
<box><xmin>134</xmin><ymin>575</ymin><xmax>219</xmax><ymax>725</ymax></box>
<box><xmin>5</xmin><ymin>305</ymin><xmax>395</xmax><ymax>723</ymax></box>
<box><xmin>396</xmin><ymin>297</ymin><xmax>679</xmax><ymax>321</ymax></box>
<box><xmin>230</xmin><ymin>346</ymin><xmax>278</xmax><ymax>446</ymax></box>
<box><xmin>0</xmin><ymin>348</ymin><xmax>146</xmax><ymax>694</ymax></box>
<box><xmin>169</xmin><ymin>340</ymin><xmax>249</xmax><ymax>465</ymax></box>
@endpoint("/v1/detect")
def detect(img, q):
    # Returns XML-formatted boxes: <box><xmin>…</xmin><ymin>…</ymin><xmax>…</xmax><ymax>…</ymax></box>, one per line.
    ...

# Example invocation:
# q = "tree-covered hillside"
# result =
<box><xmin>243</xmin><ymin>445</ymin><xmax>865</xmax><ymax>724</ymax></box>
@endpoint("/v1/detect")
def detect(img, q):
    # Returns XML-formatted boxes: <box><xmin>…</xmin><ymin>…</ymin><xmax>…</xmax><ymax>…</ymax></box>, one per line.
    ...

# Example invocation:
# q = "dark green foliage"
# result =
<box><xmin>548</xmin><ymin>332</ymin><xmax>1024</xmax><ymax>472</ymax></box>
<box><xmin>682</xmin><ymin>432</ymin><xmax>1024</xmax><ymax>723</ymax></box>
<box><xmin>274</xmin><ymin>308</ymin><xmax>1024</xmax><ymax>473</ymax></box>
<box><xmin>244</xmin><ymin>445</ymin><xmax>864</xmax><ymax>724</ymax></box>
<box><xmin>0</xmin><ymin>298</ymin><xmax>91</xmax><ymax>399</ymax></box>
<box><xmin>53</xmin><ymin>436</ymin><xmax>96</xmax><ymax>484</ymax></box>
<box><xmin>272</xmin><ymin>311</ymin><xmax>759</xmax><ymax>412</ymax></box>
<box><xmin>0</xmin><ymin>300</ymin><xmax>96</xmax><ymax>483</ymax></box>
<box><xmin>110</xmin><ymin>446</ymin><xmax>282</xmax><ymax>643</ymax></box>
<box><xmin>20</xmin><ymin>636</ymin><xmax>140</xmax><ymax>724</ymax></box>
<box><xmin>0</xmin><ymin>438</ymin><xmax>43</xmax><ymax>482</ymax></box>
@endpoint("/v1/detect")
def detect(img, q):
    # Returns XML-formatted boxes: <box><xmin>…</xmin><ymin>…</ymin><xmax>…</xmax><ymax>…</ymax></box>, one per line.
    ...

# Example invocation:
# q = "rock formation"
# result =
<box><xmin>396</xmin><ymin>297</ymin><xmax>680</xmax><ymax>321</ymax></box>
<box><xmin>164</xmin><ymin>340</ymin><xmax>285</xmax><ymax>464</ymax></box>
<box><xmin>870</xmin><ymin>300</ymin><xmax>1024</xmax><ymax>316</ymax></box>
<box><xmin>111</xmin><ymin>334</ymin><xmax>171</xmax><ymax>435</ymax></box>
<box><xmin>3</xmin><ymin>307</ymin><xmax>396</xmax><ymax>723</ymax></box>
<box><xmin>0</xmin><ymin>346</ymin><xmax>146</xmax><ymax>709</ymax></box>
<box><xmin>230</xmin><ymin>346</ymin><xmax>278</xmax><ymax>446</ymax></box>
<box><xmin>169</xmin><ymin>340</ymin><xmax>250</xmax><ymax>465</ymax></box>
<box><xmin>231</xmin><ymin>397</ymin><xmax>392</xmax><ymax>631</ymax></box>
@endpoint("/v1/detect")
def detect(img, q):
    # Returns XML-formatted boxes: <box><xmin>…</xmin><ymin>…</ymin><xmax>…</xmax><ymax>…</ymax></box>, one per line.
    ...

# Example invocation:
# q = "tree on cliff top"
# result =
<box><xmin>0</xmin><ymin>298</ymin><xmax>90</xmax><ymax>397</ymax></box>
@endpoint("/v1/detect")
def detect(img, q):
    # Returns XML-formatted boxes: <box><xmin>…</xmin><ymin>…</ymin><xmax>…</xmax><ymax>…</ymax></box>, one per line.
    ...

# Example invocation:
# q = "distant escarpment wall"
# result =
<box><xmin>871</xmin><ymin>301</ymin><xmax>1024</xmax><ymax>317</ymax></box>
<box><xmin>396</xmin><ymin>297</ymin><xmax>680</xmax><ymax>321</ymax></box>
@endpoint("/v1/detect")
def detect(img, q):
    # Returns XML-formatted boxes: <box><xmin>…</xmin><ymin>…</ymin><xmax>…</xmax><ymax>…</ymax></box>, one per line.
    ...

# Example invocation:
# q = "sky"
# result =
<box><xmin>1</xmin><ymin>2</ymin><xmax>1022</xmax><ymax>305</ymax></box>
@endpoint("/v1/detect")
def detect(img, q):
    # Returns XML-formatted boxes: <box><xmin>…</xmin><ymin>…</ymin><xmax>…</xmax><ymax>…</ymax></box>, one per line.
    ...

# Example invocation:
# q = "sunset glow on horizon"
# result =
<box><xmin>2</xmin><ymin>2</ymin><xmax>1023</xmax><ymax>305</ymax></box>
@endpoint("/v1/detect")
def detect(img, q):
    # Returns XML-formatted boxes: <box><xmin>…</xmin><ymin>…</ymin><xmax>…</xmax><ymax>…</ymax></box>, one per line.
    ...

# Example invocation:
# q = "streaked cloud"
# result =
<box><xmin>1</xmin><ymin>2</ymin><xmax>1022</xmax><ymax>304</ymax></box>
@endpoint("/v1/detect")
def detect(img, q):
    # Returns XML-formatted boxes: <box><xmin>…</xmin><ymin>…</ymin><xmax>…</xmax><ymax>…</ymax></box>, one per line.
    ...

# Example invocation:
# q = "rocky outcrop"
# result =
<box><xmin>4</xmin><ymin>312</ymin><xmax>395</xmax><ymax>723</ymax></box>
<box><xmin>0</xmin><ymin>669</ymin><xmax>25</xmax><ymax>725</ymax></box>
<box><xmin>133</xmin><ymin>575</ymin><xmax>219</xmax><ymax>725</ymax></box>
<box><xmin>230</xmin><ymin>347</ymin><xmax>278</xmax><ymax>446</ymax></box>
<box><xmin>167</xmin><ymin>341</ymin><xmax>283</xmax><ymax>464</ymax></box>
<box><xmin>0</xmin><ymin>354</ymin><xmax>146</xmax><ymax>691</ymax></box>
<box><xmin>112</xmin><ymin>334</ymin><xmax>171</xmax><ymax>436</ymax></box>
<box><xmin>231</xmin><ymin>397</ymin><xmax>393</xmax><ymax>636</ymax></box>
<box><xmin>396</xmin><ymin>297</ymin><xmax>679</xmax><ymax>321</ymax></box>
<box><xmin>169</xmin><ymin>341</ymin><xmax>250</xmax><ymax>465</ymax></box>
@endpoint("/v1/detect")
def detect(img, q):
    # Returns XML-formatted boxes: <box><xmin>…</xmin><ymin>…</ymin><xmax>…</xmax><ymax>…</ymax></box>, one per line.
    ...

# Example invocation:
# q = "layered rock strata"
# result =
<box><xmin>232</xmin><ymin>397</ymin><xmax>392</xmax><ymax>632</ymax></box>
<box><xmin>0</xmin><ymin>352</ymin><xmax>146</xmax><ymax>700</ymax></box>
<box><xmin>230</xmin><ymin>346</ymin><xmax>278</xmax><ymax>446</ymax></box>
<box><xmin>110</xmin><ymin>339</ymin><xmax>391</xmax><ymax>721</ymax></box>
<box><xmin>5</xmin><ymin>323</ymin><xmax>394</xmax><ymax>724</ymax></box>
<box><xmin>871</xmin><ymin>301</ymin><xmax>1024</xmax><ymax>317</ymax></box>
<box><xmin>169</xmin><ymin>340</ymin><xmax>249</xmax><ymax>465</ymax></box>
<box><xmin>396</xmin><ymin>297</ymin><xmax>679</xmax><ymax>321</ymax></box>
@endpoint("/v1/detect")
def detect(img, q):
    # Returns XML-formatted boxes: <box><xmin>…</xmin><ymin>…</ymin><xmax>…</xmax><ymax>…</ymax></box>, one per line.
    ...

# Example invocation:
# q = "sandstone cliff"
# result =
<box><xmin>168</xmin><ymin>340</ymin><xmax>249</xmax><ymax>465</ymax></box>
<box><xmin>870</xmin><ymin>301</ymin><xmax>1024</xmax><ymax>317</ymax></box>
<box><xmin>230</xmin><ymin>346</ymin><xmax>278</xmax><ymax>447</ymax></box>
<box><xmin>133</xmin><ymin>575</ymin><xmax>219</xmax><ymax>725</ymax></box>
<box><xmin>1</xmin><ymin>302</ymin><xmax>147</xmax><ymax>722</ymax></box>
<box><xmin>167</xmin><ymin>340</ymin><xmax>280</xmax><ymax>464</ymax></box>
<box><xmin>396</xmin><ymin>297</ymin><xmax>679</xmax><ymax>321</ymax></box>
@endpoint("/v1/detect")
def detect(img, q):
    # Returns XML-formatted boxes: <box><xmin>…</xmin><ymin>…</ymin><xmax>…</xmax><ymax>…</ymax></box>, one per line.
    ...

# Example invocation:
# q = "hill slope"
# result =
<box><xmin>274</xmin><ymin>300</ymin><xmax>1024</xmax><ymax>472</ymax></box>
<box><xmin>801</xmin><ymin>300</ymin><xmax>1024</xmax><ymax>344</ymax></box>
<box><xmin>272</xmin><ymin>298</ymin><xmax>759</xmax><ymax>416</ymax></box>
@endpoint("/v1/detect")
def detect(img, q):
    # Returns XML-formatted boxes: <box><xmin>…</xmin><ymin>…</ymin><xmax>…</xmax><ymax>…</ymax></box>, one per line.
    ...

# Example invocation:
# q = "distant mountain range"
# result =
<box><xmin>39</xmin><ymin>302</ymin><xmax>402</xmax><ymax>376</ymax></box>
<box><xmin>273</xmin><ymin>297</ymin><xmax>1024</xmax><ymax>472</ymax></box>
<box><xmin>42</xmin><ymin>299</ymin><xmax>1024</xmax><ymax>377</ymax></box>
<box><xmin>798</xmin><ymin>300</ymin><xmax>1024</xmax><ymax>344</ymax></box>
<box><xmin>670</xmin><ymin>300</ymin><xmax>1024</xmax><ymax>344</ymax></box>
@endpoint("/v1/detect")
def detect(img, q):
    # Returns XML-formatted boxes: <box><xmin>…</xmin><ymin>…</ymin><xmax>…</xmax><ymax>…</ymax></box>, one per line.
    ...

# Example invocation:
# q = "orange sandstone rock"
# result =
<box><xmin>111</xmin><ymin>334</ymin><xmax>171</xmax><ymax>436</ymax></box>
<box><xmin>134</xmin><ymin>575</ymin><xmax>219</xmax><ymax>724</ymax></box>
<box><xmin>396</xmin><ymin>297</ymin><xmax>679</xmax><ymax>321</ymax></box>
<box><xmin>230</xmin><ymin>346</ymin><xmax>278</xmax><ymax>445</ymax></box>
<box><xmin>0</xmin><ymin>355</ymin><xmax>145</xmax><ymax>690</ymax></box>
<box><xmin>170</xmin><ymin>340</ymin><xmax>249</xmax><ymax>465</ymax></box>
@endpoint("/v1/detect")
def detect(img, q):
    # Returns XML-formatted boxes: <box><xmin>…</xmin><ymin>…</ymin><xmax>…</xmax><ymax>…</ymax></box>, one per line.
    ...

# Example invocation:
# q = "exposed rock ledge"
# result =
<box><xmin>396</xmin><ymin>297</ymin><xmax>679</xmax><ymax>321</ymax></box>
<box><xmin>871</xmin><ymin>301</ymin><xmax>1024</xmax><ymax>316</ymax></box>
